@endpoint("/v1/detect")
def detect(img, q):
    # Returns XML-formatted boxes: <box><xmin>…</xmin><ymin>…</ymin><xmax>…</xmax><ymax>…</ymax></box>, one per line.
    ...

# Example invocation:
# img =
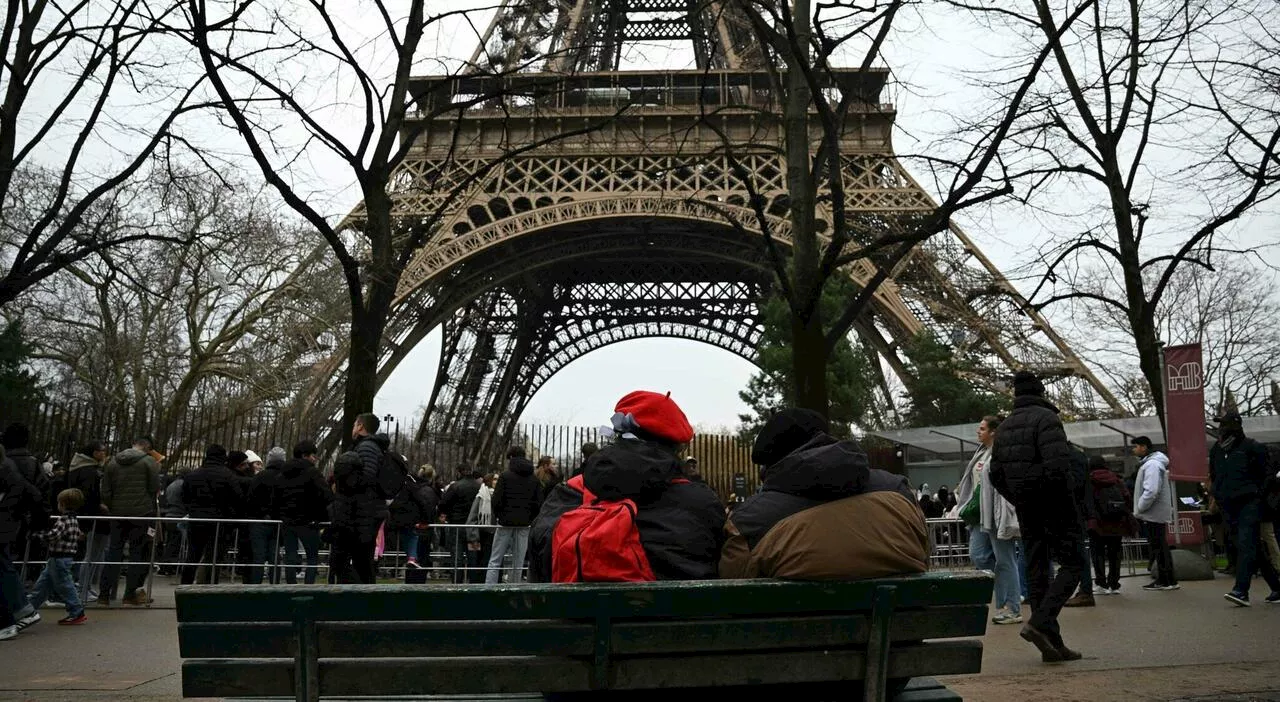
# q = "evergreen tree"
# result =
<box><xmin>0</xmin><ymin>319</ymin><xmax>43</xmax><ymax>408</ymax></box>
<box><xmin>738</xmin><ymin>278</ymin><xmax>885</xmax><ymax>440</ymax></box>
<box><xmin>899</xmin><ymin>332</ymin><xmax>1009</xmax><ymax>427</ymax></box>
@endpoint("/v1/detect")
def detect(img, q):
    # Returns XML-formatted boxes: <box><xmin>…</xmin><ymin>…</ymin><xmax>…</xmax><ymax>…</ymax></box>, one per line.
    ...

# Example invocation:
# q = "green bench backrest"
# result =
<box><xmin>176</xmin><ymin>573</ymin><xmax>993</xmax><ymax>700</ymax></box>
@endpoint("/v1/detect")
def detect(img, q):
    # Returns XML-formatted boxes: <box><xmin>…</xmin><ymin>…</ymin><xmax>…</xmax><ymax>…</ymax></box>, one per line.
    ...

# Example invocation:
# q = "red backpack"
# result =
<box><xmin>551</xmin><ymin>475</ymin><xmax>656</xmax><ymax>583</ymax></box>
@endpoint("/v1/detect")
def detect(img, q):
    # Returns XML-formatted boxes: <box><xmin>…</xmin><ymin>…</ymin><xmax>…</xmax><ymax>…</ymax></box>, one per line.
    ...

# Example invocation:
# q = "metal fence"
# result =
<box><xmin>0</xmin><ymin>399</ymin><xmax>760</xmax><ymax>500</ymax></box>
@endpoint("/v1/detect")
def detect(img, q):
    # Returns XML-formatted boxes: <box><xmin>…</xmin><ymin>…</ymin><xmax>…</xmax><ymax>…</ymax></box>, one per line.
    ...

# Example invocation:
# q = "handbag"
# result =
<box><xmin>958</xmin><ymin>484</ymin><xmax>981</xmax><ymax>525</ymax></box>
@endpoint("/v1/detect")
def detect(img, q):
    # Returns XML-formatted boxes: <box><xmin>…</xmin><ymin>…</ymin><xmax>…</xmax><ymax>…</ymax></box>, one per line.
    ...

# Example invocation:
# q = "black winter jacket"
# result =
<box><xmin>731</xmin><ymin>433</ymin><xmax>915</xmax><ymax>551</ymax></box>
<box><xmin>388</xmin><ymin>476</ymin><xmax>440</xmax><ymax>530</ymax></box>
<box><xmin>64</xmin><ymin>454</ymin><xmax>107</xmax><ymax>534</ymax></box>
<box><xmin>246</xmin><ymin>464</ymin><xmax>283</xmax><ymax>519</ymax></box>
<box><xmin>530</xmin><ymin>439</ymin><xmax>725</xmax><ymax>581</ymax></box>
<box><xmin>182</xmin><ymin>458</ymin><xmax>244</xmax><ymax>519</ymax></box>
<box><xmin>1210</xmin><ymin>433</ymin><xmax>1270</xmax><ymax>503</ymax></box>
<box><xmin>270</xmin><ymin>458</ymin><xmax>332</xmax><ymax>526</ymax></box>
<box><xmin>492</xmin><ymin>457</ymin><xmax>540</xmax><ymax>527</ymax></box>
<box><xmin>439</xmin><ymin>477</ymin><xmax>481</xmax><ymax>526</ymax></box>
<box><xmin>6</xmin><ymin>447</ymin><xmax>49</xmax><ymax>505</ymax></box>
<box><xmin>990</xmin><ymin>395</ymin><xmax>1079</xmax><ymax>535</ymax></box>
<box><xmin>330</xmin><ymin>450</ymin><xmax>388</xmax><ymax>539</ymax></box>
<box><xmin>0</xmin><ymin>458</ymin><xmax>47</xmax><ymax>544</ymax></box>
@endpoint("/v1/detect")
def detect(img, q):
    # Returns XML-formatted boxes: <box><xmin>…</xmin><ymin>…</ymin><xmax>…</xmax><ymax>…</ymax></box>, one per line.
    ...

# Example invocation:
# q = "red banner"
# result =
<box><xmin>1163</xmin><ymin>343</ymin><xmax>1208</xmax><ymax>482</ymax></box>
<box><xmin>1166</xmin><ymin>510</ymin><xmax>1205</xmax><ymax>546</ymax></box>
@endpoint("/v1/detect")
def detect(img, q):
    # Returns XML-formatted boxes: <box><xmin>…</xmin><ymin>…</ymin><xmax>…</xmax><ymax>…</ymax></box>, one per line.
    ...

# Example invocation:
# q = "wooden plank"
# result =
<box><xmin>180</xmin><ymin>642</ymin><xmax>982</xmax><ymax>697</ymax></box>
<box><xmin>180</xmin><ymin>606</ymin><xmax>985</xmax><ymax>660</ymax></box>
<box><xmin>864</xmin><ymin>585</ymin><xmax>897</xmax><ymax>701</ymax></box>
<box><xmin>174</xmin><ymin>573</ymin><xmax>994</xmax><ymax>623</ymax></box>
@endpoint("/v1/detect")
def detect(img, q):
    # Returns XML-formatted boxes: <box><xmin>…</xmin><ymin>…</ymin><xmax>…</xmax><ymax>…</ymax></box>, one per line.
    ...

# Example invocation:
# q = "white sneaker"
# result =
<box><xmin>16</xmin><ymin>612</ymin><xmax>40</xmax><ymax>630</ymax></box>
<box><xmin>0</xmin><ymin>625</ymin><xmax>17</xmax><ymax>641</ymax></box>
<box><xmin>1096</xmin><ymin>587</ymin><xmax>1112</xmax><ymax>595</ymax></box>
<box><xmin>992</xmin><ymin>611</ymin><xmax>1023</xmax><ymax>625</ymax></box>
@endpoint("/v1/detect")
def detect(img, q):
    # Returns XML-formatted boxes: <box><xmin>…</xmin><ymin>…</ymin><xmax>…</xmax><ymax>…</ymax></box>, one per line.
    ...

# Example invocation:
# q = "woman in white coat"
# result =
<box><xmin>952</xmin><ymin>415</ymin><xmax>1023</xmax><ymax>624</ymax></box>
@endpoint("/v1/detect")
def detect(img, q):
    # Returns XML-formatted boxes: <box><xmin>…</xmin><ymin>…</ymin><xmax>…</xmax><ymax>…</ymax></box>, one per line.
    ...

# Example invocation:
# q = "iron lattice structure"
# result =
<box><xmin>311</xmin><ymin>2</ymin><xmax>1124</xmax><ymax>464</ymax></box>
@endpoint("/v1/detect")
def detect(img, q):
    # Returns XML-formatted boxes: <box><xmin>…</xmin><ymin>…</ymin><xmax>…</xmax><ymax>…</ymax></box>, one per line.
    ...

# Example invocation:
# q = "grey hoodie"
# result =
<box><xmin>1134</xmin><ymin>450</ymin><xmax>1176</xmax><ymax>525</ymax></box>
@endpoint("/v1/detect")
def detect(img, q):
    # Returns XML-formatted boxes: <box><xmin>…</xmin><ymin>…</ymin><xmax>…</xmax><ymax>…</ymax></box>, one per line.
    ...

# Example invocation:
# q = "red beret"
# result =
<box><xmin>614</xmin><ymin>391</ymin><xmax>694</xmax><ymax>444</ymax></box>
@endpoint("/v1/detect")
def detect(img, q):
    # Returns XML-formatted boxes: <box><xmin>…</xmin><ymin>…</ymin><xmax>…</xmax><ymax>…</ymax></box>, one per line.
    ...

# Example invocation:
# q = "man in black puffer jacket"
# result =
<box><xmin>990</xmin><ymin>371</ymin><xmax>1084</xmax><ymax>663</ymax></box>
<box><xmin>271</xmin><ymin>441</ymin><xmax>332</xmax><ymax>584</ymax></box>
<box><xmin>485</xmin><ymin>447</ymin><xmax>541</xmax><ymax>584</ymax></box>
<box><xmin>329</xmin><ymin>449</ymin><xmax>387</xmax><ymax>584</ymax></box>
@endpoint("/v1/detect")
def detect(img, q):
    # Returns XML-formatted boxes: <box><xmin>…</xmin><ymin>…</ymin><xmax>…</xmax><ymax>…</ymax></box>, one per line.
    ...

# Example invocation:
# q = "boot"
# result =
<box><xmin>1064</xmin><ymin>592</ymin><xmax>1096</xmax><ymax>607</ymax></box>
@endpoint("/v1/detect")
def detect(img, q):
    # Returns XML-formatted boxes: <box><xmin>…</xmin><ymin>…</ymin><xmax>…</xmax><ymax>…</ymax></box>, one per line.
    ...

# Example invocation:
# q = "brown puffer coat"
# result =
<box><xmin>720</xmin><ymin>434</ymin><xmax>928</xmax><ymax>580</ymax></box>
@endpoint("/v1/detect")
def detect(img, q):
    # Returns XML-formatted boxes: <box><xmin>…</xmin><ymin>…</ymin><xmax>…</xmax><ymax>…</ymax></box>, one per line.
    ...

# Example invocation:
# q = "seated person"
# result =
<box><xmin>529</xmin><ymin>390</ymin><xmax>725</xmax><ymax>581</ymax></box>
<box><xmin>721</xmin><ymin>408</ymin><xmax>928</xmax><ymax>579</ymax></box>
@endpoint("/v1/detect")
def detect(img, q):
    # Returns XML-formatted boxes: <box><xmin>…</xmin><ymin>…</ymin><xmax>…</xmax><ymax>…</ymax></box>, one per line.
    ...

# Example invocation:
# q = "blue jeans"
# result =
<box><xmin>400</xmin><ymin>528</ymin><xmax>420</xmax><ymax>562</ymax></box>
<box><xmin>485</xmin><ymin>526</ymin><xmax>530</xmax><ymax>584</ymax></box>
<box><xmin>968</xmin><ymin>526</ymin><xmax>1021</xmax><ymax>615</ymax></box>
<box><xmin>28</xmin><ymin>557</ymin><xmax>84</xmax><ymax>618</ymax></box>
<box><xmin>282</xmin><ymin>525</ymin><xmax>321</xmax><ymax>585</ymax></box>
<box><xmin>246</xmin><ymin>523</ymin><xmax>278</xmax><ymax>585</ymax></box>
<box><xmin>1014</xmin><ymin>539</ymin><xmax>1029</xmax><ymax>599</ymax></box>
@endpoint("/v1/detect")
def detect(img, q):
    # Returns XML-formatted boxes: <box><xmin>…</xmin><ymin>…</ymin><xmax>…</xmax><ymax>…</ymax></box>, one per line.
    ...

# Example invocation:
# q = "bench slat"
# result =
<box><xmin>175</xmin><ymin>573</ymin><xmax>993</xmax><ymax>623</ymax></box>
<box><xmin>181</xmin><ymin>642</ymin><xmax>982</xmax><ymax>697</ymax></box>
<box><xmin>178</xmin><ymin>605</ymin><xmax>987</xmax><ymax>659</ymax></box>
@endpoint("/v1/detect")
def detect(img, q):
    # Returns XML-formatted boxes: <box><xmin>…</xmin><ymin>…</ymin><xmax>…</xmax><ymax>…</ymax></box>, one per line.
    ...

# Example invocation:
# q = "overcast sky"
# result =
<box><xmin>370</xmin><ymin>3</ymin><xmax>1279</xmax><ymax>431</ymax></box>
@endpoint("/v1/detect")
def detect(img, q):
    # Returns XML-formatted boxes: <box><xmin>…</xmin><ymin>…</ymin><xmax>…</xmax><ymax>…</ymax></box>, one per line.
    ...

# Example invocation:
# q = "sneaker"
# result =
<box><xmin>1160</xmin><ymin>583</ymin><xmax>1181</xmax><ymax>591</ymax></box>
<box><xmin>1095</xmin><ymin>587</ymin><xmax>1112</xmax><ymax>595</ymax></box>
<box><xmin>1264</xmin><ymin>592</ymin><xmax>1280</xmax><ymax>604</ymax></box>
<box><xmin>16</xmin><ymin>612</ymin><xmax>40</xmax><ymax>630</ymax></box>
<box><xmin>1109</xmin><ymin>584</ymin><xmax>1121</xmax><ymax>594</ymax></box>
<box><xmin>1224</xmin><ymin>591</ymin><xmax>1251</xmax><ymax>607</ymax></box>
<box><xmin>1064</xmin><ymin>593</ymin><xmax>1096</xmax><ymax>607</ymax></box>
<box><xmin>1142</xmin><ymin>581</ymin><xmax>1163</xmax><ymax>591</ymax></box>
<box><xmin>0</xmin><ymin>625</ymin><xmax>16</xmax><ymax>641</ymax></box>
<box><xmin>993</xmin><ymin>611</ymin><xmax>1023</xmax><ymax>625</ymax></box>
<box><xmin>87</xmin><ymin>589</ymin><xmax>99</xmax><ymax>601</ymax></box>
<box><xmin>57</xmin><ymin>614</ymin><xmax>87</xmax><ymax>625</ymax></box>
<box><xmin>406</xmin><ymin>559</ymin><xmax>422</xmax><ymax>569</ymax></box>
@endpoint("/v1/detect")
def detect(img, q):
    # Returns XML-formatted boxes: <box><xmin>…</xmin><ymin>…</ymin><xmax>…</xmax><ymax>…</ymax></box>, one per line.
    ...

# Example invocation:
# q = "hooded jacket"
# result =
<box><xmin>270</xmin><ymin>458</ymin><xmax>332</xmax><ymax>526</ymax></box>
<box><xmin>102</xmin><ymin>447</ymin><xmax>160</xmax><ymax>518</ymax></box>
<box><xmin>530</xmin><ymin>439</ymin><xmax>725</xmax><ymax>581</ymax></box>
<box><xmin>330</xmin><ymin>450</ymin><xmax>388</xmax><ymax>539</ymax></box>
<box><xmin>388</xmin><ymin>475</ymin><xmax>439</xmax><ymax>530</ymax></box>
<box><xmin>719</xmin><ymin>433</ymin><xmax>927</xmax><ymax>580</ymax></box>
<box><xmin>1087</xmin><ymin>468</ymin><xmax>1134</xmax><ymax>537</ymax></box>
<box><xmin>162</xmin><ymin>473</ymin><xmax>187</xmax><ymax>518</ymax></box>
<box><xmin>65</xmin><ymin>453</ymin><xmax>108</xmax><ymax>533</ymax></box>
<box><xmin>492</xmin><ymin>456</ymin><xmax>540</xmax><ymax>527</ymax></box>
<box><xmin>1134</xmin><ymin>450</ymin><xmax>1176</xmax><ymax>524</ymax></box>
<box><xmin>182</xmin><ymin>456</ymin><xmax>244</xmax><ymax>519</ymax></box>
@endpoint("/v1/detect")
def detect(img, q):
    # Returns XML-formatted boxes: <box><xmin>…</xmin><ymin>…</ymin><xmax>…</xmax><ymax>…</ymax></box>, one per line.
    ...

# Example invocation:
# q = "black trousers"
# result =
<box><xmin>1017</xmin><ymin>497</ymin><xmax>1083</xmax><ymax>647</ymax></box>
<box><xmin>1089</xmin><ymin>533</ymin><xmax>1122</xmax><ymax>590</ymax></box>
<box><xmin>329</xmin><ymin>530</ymin><xmax>376</xmax><ymax>584</ymax></box>
<box><xmin>180</xmin><ymin>522</ymin><xmax>231</xmax><ymax>585</ymax></box>
<box><xmin>1143</xmin><ymin>520</ymin><xmax>1177</xmax><ymax>586</ymax></box>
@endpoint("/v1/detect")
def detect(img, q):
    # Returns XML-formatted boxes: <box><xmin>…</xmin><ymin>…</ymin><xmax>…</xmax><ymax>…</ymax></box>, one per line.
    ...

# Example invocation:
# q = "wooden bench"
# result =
<box><xmin>176</xmin><ymin>572</ymin><xmax>993</xmax><ymax>702</ymax></box>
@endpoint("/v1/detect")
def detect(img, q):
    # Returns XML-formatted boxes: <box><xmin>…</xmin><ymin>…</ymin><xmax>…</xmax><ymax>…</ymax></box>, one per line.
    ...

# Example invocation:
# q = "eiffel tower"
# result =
<box><xmin>328</xmin><ymin>0</ymin><xmax>1123</xmax><ymax>464</ymax></box>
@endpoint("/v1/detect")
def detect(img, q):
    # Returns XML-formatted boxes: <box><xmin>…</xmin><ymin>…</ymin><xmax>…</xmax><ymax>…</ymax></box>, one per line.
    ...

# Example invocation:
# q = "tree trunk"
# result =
<box><xmin>340</xmin><ymin>192</ymin><xmax>398</xmax><ymax>450</ymax></box>
<box><xmin>781</xmin><ymin>0</ymin><xmax>829</xmax><ymax>417</ymax></box>
<box><xmin>1132</xmin><ymin>311</ymin><xmax>1166</xmax><ymax>430</ymax></box>
<box><xmin>791</xmin><ymin>311</ymin><xmax>830</xmax><ymax>414</ymax></box>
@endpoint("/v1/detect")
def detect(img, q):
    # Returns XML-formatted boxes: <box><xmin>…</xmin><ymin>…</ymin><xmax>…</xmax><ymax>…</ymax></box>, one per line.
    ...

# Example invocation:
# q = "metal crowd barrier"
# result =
<box><xmin>926</xmin><ymin>518</ymin><xmax>973</xmax><ymax>572</ymax></box>
<box><xmin>15</xmin><ymin>516</ymin><xmax>527</xmax><ymax>606</ymax></box>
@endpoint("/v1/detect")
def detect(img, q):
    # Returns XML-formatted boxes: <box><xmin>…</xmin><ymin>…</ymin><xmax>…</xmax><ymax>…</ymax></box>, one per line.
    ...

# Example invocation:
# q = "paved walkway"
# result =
<box><xmin>0</xmin><ymin>576</ymin><xmax>1277</xmax><ymax>700</ymax></box>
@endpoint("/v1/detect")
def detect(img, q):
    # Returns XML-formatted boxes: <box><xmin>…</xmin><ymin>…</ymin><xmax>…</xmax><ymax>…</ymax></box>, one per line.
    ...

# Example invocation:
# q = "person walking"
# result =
<box><xmin>954</xmin><ymin>415</ymin><xmax>1023</xmax><ymax>624</ymax></box>
<box><xmin>989</xmin><ymin>371</ymin><xmax>1085</xmax><ymax>663</ymax></box>
<box><xmin>1211</xmin><ymin>411</ymin><xmax>1280</xmax><ymax>606</ymax></box>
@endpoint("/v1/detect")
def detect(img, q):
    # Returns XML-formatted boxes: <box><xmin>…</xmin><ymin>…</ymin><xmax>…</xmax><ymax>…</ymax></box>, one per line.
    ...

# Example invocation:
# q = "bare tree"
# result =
<box><xmin>701</xmin><ymin>0</ymin><xmax>1077</xmax><ymax>415</ymax></box>
<box><xmin>12</xmin><ymin>168</ymin><xmax>344</xmax><ymax>451</ymax></box>
<box><xmin>180</xmin><ymin>0</ymin><xmax>622</xmax><ymax>447</ymax></box>
<box><xmin>955</xmin><ymin>0</ymin><xmax>1280</xmax><ymax>426</ymax></box>
<box><xmin>1071</xmin><ymin>259</ymin><xmax>1280</xmax><ymax>416</ymax></box>
<box><xmin>0</xmin><ymin>1</ymin><xmax>212</xmax><ymax>306</ymax></box>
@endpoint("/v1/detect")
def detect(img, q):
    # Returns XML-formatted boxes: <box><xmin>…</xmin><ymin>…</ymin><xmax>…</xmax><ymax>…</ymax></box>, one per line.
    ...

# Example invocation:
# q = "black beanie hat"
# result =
<box><xmin>1012</xmin><ymin>370</ymin><xmax>1045</xmax><ymax>397</ymax></box>
<box><xmin>205</xmin><ymin>443</ymin><xmax>227</xmax><ymax>461</ymax></box>
<box><xmin>751</xmin><ymin>408</ymin><xmax>830</xmax><ymax>467</ymax></box>
<box><xmin>227</xmin><ymin>450</ymin><xmax>248</xmax><ymax>468</ymax></box>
